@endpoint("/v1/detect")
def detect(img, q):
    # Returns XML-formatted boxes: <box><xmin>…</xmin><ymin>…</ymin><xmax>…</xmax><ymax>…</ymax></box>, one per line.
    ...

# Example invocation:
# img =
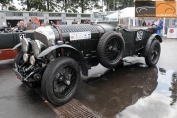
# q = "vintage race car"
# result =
<box><xmin>13</xmin><ymin>23</ymin><xmax>162</xmax><ymax>105</ymax></box>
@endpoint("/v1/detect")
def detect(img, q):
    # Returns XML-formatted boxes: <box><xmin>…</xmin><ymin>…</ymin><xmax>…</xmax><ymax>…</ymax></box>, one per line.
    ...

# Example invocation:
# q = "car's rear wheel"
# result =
<box><xmin>97</xmin><ymin>31</ymin><xmax>125</xmax><ymax>68</ymax></box>
<box><xmin>41</xmin><ymin>57</ymin><xmax>80</xmax><ymax>106</ymax></box>
<box><xmin>145</xmin><ymin>40</ymin><xmax>161</xmax><ymax>67</ymax></box>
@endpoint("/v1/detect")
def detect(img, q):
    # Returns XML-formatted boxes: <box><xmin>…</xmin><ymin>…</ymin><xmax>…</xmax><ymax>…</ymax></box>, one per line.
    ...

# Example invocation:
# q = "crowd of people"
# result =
<box><xmin>71</xmin><ymin>19</ymin><xmax>90</xmax><ymax>24</ymax></box>
<box><xmin>16</xmin><ymin>17</ymin><xmax>41</xmax><ymax>31</ymax></box>
<box><xmin>141</xmin><ymin>18</ymin><xmax>163</xmax><ymax>35</ymax></box>
<box><xmin>15</xmin><ymin>18</ymin><xmax>91</xmax><ymax>31</ymax></box>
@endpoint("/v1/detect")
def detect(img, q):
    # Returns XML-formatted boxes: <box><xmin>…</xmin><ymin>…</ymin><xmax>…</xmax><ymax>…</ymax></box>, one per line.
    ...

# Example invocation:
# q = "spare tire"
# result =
<box><xmin>97</xmin><ymin>31</ymin><xmax>125</xmax><ymax>68</ymax></box>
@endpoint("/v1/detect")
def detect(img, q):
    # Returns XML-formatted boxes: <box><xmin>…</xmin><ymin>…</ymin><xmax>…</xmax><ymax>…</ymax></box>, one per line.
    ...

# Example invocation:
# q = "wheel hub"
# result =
<box><xmin>53</xmin><ymin>66</ymin><xmax>76</xmax><ymax>99</ymax></box>
<box><xmin>106</xmin><ymin>38</ymin><xmax>122</xmax><ymax>61</ymax></box>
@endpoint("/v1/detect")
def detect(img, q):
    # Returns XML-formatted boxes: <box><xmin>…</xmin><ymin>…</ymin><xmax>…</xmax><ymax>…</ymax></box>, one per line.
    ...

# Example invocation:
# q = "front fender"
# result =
<box><xmin>38</xmin><ymin>44</ymin><xmax>88</xmax><ymax>76</ymax></box>
<box><xmin>12</xmin><ymin>43</ymin><xmax>22</xmax><ymax>50</ymax></box>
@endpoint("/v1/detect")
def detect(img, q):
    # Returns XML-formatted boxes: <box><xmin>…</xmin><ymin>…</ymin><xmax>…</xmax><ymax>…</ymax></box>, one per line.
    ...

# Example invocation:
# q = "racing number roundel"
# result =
<box><xmin>136</xmin><ymin>30</ymin><xmax>144</xmax><ymax>41</ymax></box>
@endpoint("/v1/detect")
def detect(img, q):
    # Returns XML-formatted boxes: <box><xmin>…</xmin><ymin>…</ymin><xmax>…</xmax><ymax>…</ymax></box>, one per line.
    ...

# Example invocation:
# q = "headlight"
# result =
<box><xmin>23</xmin><ymin>53</ymin><xmax>29</xmax><ymax>62</ymax></box>
<box><xmin>21</xmin><ymin>38</ymin><xmax>30</xmax><ymax>53</ymax></box>
<box><xmin>30</xmin><ymin>55</ymin><xmax>36</xmax><ymax>65</ymax></box>
<box><xmin>31</xmin><ymin>40</ymin><xmax>45</xmax><ymax>57</ymax></box>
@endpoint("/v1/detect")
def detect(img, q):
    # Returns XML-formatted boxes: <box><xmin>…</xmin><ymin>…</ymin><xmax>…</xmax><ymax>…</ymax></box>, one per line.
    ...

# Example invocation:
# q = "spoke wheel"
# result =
<box><xmin>145</xmin><ymin>40</ymin><xmax>161</xmax><ymax>67</ymax></box>
<box><xmin>105</xmin><ymin>37</ymin><xmax>122</xmax><ymax>62</ymax></box>
<box><xmin>41</xmin><ymin>57</ymin><xmax>80</xmax><ymax>106</ymax></box>
<box><xmin>150</xmin><ymin>45</ymin><xmax>159</xmax><ymax>62</ymax></box>
<box><xmin>97</xmin><ymin>31</ymin><xmax>124</xmax><ymax>68</ymax></box>
<box><xmin>53</xmin><ymin>66</ymin><xmax>77</xmax><ymax>99</ymax></box>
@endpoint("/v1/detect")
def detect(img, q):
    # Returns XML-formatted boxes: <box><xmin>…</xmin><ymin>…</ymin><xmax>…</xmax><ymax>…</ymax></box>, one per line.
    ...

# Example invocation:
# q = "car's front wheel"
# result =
<box><xmin>41</xmin><ymin>57</ymin><xmax>80</xmax><ymax>106</ymax></box>
<box><xmin>13</xmin><ymin>51</ymin><xmax>24</xmax><ymax>68</ymax></box>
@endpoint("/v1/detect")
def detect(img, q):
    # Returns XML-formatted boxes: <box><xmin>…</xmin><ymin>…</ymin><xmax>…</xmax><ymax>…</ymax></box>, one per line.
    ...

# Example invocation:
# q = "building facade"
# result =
<box><xmin>0</xmin><ymin>11</ymin><xmax>91</xmax><ymax>27</ymax></box>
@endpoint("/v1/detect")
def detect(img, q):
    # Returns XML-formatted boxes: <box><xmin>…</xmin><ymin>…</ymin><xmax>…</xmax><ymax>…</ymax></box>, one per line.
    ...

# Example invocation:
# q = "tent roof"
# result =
<box><xmin>120</xmin><ymin>7</ymin><xmax>135</xmax><ymax>18</ymax></box>
<box><xmin>105</xmin><ymin>7</ymin><xmax>135</xmax><ymax>20</ymax></box>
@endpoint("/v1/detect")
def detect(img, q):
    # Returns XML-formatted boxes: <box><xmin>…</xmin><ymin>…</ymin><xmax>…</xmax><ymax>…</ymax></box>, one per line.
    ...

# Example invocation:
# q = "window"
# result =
<box><xmin>49</xmin><ymin>13</ymin><xmax>61</xmax><ymax>17</ymax></box>
<box><xmin>93</xmin><ymin>12</ymin><xmax>102</xmax><ymax>18</ymax></box>
<box><xmin>29</xmin><ymin>12</ymin><xmax>43</xmax><ymax>16</ymax></box>
<box><xmin>6</xmin><ymin>12</ymin><xmax>23</xmax><ymax>16</ymax></box>
<box><xmin>81</xmin><ymin>14</ymin><xmax>91</xmax><ymax>17</ymax></box>
<box><xmin>29</xmin><ymin>12</ymin><xmax>37</xmax><ymax>16</ymax></box>
<box><xmin>66</xmin><ymin>14</ymin><xmax>77</xmax><ymax>17</ymax></box>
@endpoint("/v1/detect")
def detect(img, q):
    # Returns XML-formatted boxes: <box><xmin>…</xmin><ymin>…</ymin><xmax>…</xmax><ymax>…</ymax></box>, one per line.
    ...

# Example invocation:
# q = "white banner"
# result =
<box><xmin>70</xmin><ymin>31</ymin><xmax>91</xmax><ymax>40</ymax></box>
<box><xmin>167</xmin><ymin>28</ymin><xmax>177</xmax><ymax>38</ymax></box>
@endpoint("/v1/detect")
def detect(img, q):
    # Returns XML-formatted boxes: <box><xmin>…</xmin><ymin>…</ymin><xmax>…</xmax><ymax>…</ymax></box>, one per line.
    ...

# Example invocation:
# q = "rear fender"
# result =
<box><xmin>147</xmin><ymin>34</ymin><xmax>162</xmax><ymax>45</ymax></box>
<box><xmin>144</xmin><ymin>34</ymin><xmax>162</xmax><ymax>56</ymax></box>
<box><xmin>38</xmin><ymin>44</ymin><xmax>88</xmax><ymax>76</ymax></box>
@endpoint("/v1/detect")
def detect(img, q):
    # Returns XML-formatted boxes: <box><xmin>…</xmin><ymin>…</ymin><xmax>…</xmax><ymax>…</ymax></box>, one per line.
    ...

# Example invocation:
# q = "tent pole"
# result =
<box><xmin>162</xmin><ymin>17</ymin><xmax>165</xmax><ymax>37</ymax></box>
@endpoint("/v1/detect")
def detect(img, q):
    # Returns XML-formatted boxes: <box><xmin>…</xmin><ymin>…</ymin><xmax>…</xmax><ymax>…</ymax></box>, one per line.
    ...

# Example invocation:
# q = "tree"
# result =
<box><xmin>61</xmin><ymin>0</ymin><xmax>100</xmax><ymax>13</ymax></box>
<box><xmin>0</xmin><ymin>0</ymin><xmax>15</xmax><ymax>10</ymax></box>
<box><xmin>17</xmin><ymin>0</ymin><xmax>46</xmax><ymax>11</ymax></box>
<box><xmin>103</xmin><ymin>0</ymin><xmax>134</xmax><ymax>11</ymax></box>
<box><xmin>0</xmin><ymin>0</ymin><xmax>13</xmax><ymax>3</ymax></box>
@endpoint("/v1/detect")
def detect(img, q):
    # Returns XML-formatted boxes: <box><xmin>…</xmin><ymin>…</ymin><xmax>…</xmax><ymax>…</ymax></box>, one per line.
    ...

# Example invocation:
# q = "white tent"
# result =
<box><xmin>105</xmin><ymin>12</ymin><xmax>118</xmax><ymax>21</ymax></box>
<box><xmin>119</xmin><ymin>7</ymin><xmax>135</xmax><ymax>18</ymax></box>
<box><xmin>105</xmin><ymin>7</ymin><xmax>135</xmax><ymax>19</ymax></box>
<box><xmin>105</xmin><ymin>7</ymin><xmax>136</xmax><ymax>26</ymax></box>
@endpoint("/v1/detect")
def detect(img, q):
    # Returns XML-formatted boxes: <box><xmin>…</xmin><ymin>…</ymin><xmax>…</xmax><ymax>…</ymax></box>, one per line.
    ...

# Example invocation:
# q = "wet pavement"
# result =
<box><xmin>0</xmin><ymin>38</ymin><xmax>177</xmax><ymax>118</ymax></box>
<box><xmin>0</xmin><ymin>60</ymin><xmax>57</xmax><ymax>118</ymax></box>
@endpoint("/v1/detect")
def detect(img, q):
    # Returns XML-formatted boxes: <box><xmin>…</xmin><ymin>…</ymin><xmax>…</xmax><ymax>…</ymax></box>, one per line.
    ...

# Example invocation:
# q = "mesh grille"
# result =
<box><xmin>59</xmin><ymin>24</ymin><xmax>98</xmax><ymax>33</ymax></box>
<box><xmin>55</xmin><ymin>99</ymin><xmax>102</xmax><ymax>118</ymax></box>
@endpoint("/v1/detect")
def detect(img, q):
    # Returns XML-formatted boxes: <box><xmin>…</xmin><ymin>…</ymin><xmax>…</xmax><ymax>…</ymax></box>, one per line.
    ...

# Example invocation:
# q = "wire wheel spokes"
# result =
<box><xmin>53</xmin><ymin>66</ymin><xmax>76</xmax><ymax>98</ymax></box>
<box><xmin>105</xmin><ymin>37</ymin><xmax>122</xmax><ymax>61</ymax></box>
<box><xmin>151</xmin><ymin>45</ymin><xmax>159</xmax><ymax>62</ymax></box>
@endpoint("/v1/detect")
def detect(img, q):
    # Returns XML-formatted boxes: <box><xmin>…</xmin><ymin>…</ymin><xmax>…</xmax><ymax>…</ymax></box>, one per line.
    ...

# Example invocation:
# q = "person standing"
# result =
<box><xmin>56</xmin><ymin>21</ymin><xmax>60</xmax><ymax>26</ymax></box>
<box><xmin>142</xmin><ymin>21</ymin><xmax>146</xmax><ymax>26</ymax></box>
<box><xmin>27</xmin><ymin>19</ymin><xmax>32</xmax><ymax>30</ymax></box>
<box><xmin>31</xmin><ymin>17</ymin><xmax>40</xmax><ymax>30</ymax></box>
<box><xmin>72</xmin><ymin>19</ymin><xmax>77</xmax><ymax>24</ymax></box>
<box><xmin>45</xmin><ymin>21</ymin><xmax>49</xmax><ymax>26</ymax></box>
<box><xmin>17</xmin><ymin>21</ymin><xmax>27</xmax><ymax>31</ymax></box>
<box><xmin>7</xmin><ymin>22</ymin><xmax>11</xmax><ymax>28</ymax></box>
<box><xmin>152</xmin><ymin>18</ymin><xmax>163</xmax><ymax>35</ymax></box>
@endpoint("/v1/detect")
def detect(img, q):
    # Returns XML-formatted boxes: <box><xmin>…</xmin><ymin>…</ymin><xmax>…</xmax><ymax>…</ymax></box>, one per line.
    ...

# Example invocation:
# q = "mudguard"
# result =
<box><xmin>12</xmin><ymin>43</ymin><xmax>22</xmax><ymax>50</ymax></box>
<box><xmin>38</xmin><ymin>44</ymin><xmax>88</xmax><ymax>76</ymax></box>
<box><xmin>144</xmin><ymin>33</ymin><xmax>162</xmax><ymax>56</ymax></box>
<box><xmin>146</xmin><ymin>34</ymin><xmax>162</xmax><ymax>47</ymax></box>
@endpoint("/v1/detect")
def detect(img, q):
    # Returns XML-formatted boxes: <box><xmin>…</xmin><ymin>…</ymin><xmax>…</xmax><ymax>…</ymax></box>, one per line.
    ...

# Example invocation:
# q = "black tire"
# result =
<box><xmin>13</xmin><ymin>51</ymin><xmax>23</xmax><ymax>68</ymax></box>
<box><xmin>41</xmin><ymin>73</ymin><xmax>48</xmax><ymax>100</ymax></box>
<box><xmin>41</xmin><ymin>57</ymin><xmax>80</xmax><ymax>106</ymax></box>
<box><xmin>145</xmin><ymin>40</ymin><xmax>161</xmax><ymax>67</ymax></box>
<box><xmin>97</xmin><ymin>31</ymin><xmax>125</xmax><ymax>68</ymax></box>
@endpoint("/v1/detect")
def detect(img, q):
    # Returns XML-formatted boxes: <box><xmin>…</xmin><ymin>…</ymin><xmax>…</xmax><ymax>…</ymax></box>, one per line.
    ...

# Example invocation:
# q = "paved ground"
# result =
<box><xmin>0</xmin><ymin>38</ymin><xmax>177</xmax><ymax>118</ymax></box>
<box><xmin>0</xmin><ymin>60</ymin><xmax>57</xmax><ymax>118</ymax></box>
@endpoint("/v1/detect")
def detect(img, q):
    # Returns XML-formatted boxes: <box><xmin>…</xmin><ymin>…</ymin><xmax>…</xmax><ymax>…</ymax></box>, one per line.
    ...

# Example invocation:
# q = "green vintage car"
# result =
<box><xmin>0</xmin><ymin>30</ymin><xmax>34</xmax><ymax>49</ymax></box>
<box><xmin>13</xmin><ymin>23</ymin><xmax>162</xmax><ymax>106</ymax></box>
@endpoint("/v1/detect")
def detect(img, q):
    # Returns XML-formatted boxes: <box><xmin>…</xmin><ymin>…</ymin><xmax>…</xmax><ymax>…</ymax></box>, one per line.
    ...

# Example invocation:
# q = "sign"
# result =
<box><xmin>136</xmin><ymin>30</ymin><xmax>144</xmax><ymax>41</ymax></box>
<box><xmin>169</xmin><ymin>29</ymin><xmax>174</xmax><ymax>34</ymax></box>
<box><xmin>19</xmin><ymin>34</ymin><xmax>26</xmax><ymax>40</ymax></box>
<box><xmin>69</xmin><ymin>31</ymin><xmax>91</xmax><ymax>40</ymax></box>
<box><xmin>167</xmin><ymin>28</ymin><xmax>177</xmax><ymax>38</ymax></box>
<box><xmin>135</xmin><ymin>1</ymin><xmax>176</xmax><ymax>18</ymax></box>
